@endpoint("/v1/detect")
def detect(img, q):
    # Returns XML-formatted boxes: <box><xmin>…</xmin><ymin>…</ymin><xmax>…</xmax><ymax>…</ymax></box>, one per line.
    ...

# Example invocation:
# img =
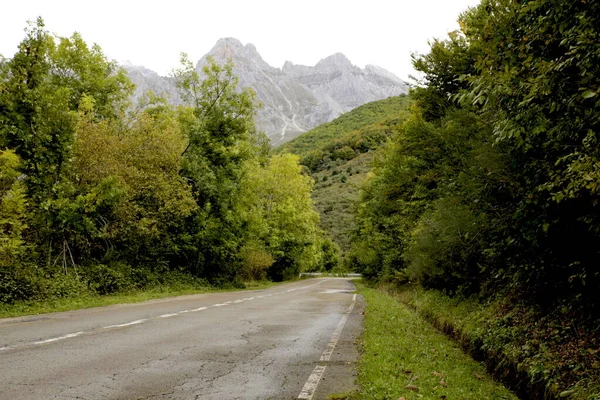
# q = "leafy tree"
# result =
<box><xmin>0</xmin><ymin>18</ymin><xmax>132</xmax><ymax>204</ymax></box>
<box><xmin>462</xmin><ymin>0</ymin><xmax>600</xmax><ymax>303</ymax></box>
<box><xmin>241</xmin><ymin>154</ymin><xmax>322</xmax><ymax>280</ymax></box>
<box><xmin>69</xmin><ymin>99</ymin><xmax>196</xmax><ymax>268</ymax></box>
<box><xmin>173</xmin><ymin>55</ymin><xmax>260</xmax><ymax>282</ymax></box>
<box><xmin>0</xmin><ymin>150</ymin><xmax>27</xmax><ymax>267</ymax></box>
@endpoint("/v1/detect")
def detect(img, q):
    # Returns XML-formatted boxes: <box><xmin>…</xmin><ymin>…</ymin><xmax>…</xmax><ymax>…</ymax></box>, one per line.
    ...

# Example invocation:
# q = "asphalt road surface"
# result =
<box><xmin>0</xmin><ymin>278</ymin><xmax>363</xmax><ymax>400</ymax></box>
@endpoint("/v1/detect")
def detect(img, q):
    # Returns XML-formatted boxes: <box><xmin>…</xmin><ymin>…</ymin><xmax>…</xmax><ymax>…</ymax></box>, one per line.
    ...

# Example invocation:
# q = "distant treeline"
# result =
<box><xmin>351</xmin><ymin>0</ymin><xmax>600</xmax><ymax>315</ymax></box>
<box><xmin>0</xmin><ymin>18</ymin><xmax>337</xmax><ymax>304</ymax></box>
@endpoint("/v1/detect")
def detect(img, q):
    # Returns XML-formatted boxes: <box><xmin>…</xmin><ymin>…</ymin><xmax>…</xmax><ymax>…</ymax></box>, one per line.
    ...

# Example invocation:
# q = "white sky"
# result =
<box><xmin>0</xmin><ymin>0</ymin><xmax>480</xmax><ymax>81</ymax></box>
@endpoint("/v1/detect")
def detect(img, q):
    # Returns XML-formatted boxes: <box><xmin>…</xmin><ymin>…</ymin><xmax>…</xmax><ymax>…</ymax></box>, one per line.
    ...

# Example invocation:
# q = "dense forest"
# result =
<box><xmin>344</xmin><ymin>0</ymin><xmax>599</xmax><ymax>397</ymax></box>
<box><xmin>0</xmin><ymin>18</ymin><xmax>337</xmax><ymax>304</ymax></box>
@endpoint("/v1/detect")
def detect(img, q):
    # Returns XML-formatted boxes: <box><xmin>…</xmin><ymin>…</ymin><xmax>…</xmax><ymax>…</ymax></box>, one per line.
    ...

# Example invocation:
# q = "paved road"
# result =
<box><xmin>0</xmin><ymin>278</ymin><xmax>363</xmax><ymax>400</ymax></box>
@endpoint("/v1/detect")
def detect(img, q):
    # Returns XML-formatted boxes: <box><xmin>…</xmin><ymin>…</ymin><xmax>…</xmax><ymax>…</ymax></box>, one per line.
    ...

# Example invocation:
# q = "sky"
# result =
<box><xmin>0</xmin><ymin>0</ymin><xmax>481</xmax><ymax>81</ymax></box>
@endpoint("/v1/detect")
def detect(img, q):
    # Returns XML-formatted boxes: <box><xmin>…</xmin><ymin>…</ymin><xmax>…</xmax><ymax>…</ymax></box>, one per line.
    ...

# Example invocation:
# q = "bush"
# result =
<box><xmin>0</xmin><ymin>266</ymin><xmax>89</xmax><ymax>303</ymax></box>
<box><xmin>405</xmin><ymin>197</ymin><xmax>487</xmax><ymax>294</ymax></box>
<box><xmin>81</xmin><ymin>262</ymin><xmax>135</xmax><ymax>295</ymax></box>
<box><xmin>238</xmin><ymin>242</ymin><xmax>274</xmax><ymax>281</ymax></box>
<box><xmin>0</xmin><ymin>267</ymin><xmax>42</xmax><ymax>303</ymax></box>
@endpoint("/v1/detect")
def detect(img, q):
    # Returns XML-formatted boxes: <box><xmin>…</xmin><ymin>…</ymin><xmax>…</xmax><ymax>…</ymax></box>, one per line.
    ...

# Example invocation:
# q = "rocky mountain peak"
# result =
<box><xmin>315</xmin><ymin>52</ymin><xmax>353</xmax><ymax>69</ymax></box>
<box><xmin>202</xmin><ymin>37</ymin><xmax>270</xmax><ymax>70</ymax></box>
<box><xmin>125</xmin><ymin>38</ymin><xmax>409</xmax><ymax>146</ymax></box>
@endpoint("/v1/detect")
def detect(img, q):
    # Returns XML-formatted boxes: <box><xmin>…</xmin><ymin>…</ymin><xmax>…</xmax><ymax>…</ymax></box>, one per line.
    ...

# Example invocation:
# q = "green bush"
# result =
<box><xmin>405</xmin><ymin>197</ymin><xmax>487</xmax><ymax>294</ymax></box>
<box><xmin>81</xmin><ymin>263</ymin><xmax>135</xmax><ymax>295</ymax></box>
<box><xmin>0</xmin><ymin>266</ymin><xmax>89</xmax><ymax>303</ymax></box>
<box><xmin>0</xmin><ymin>267</ymin><xmax>41</xmax><ymax>303</ymax></box>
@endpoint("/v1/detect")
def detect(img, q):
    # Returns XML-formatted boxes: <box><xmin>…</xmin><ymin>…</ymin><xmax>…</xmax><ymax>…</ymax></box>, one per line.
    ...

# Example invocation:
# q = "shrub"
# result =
<box><xmin>239</xmin><ymin>242</ymin><xmax>274</xmax><ymax>281</ymax></box>
<box><xmin>405</xmin><ymin>197</ymin><xmax>487</xmax><ymax>294</ymax></box>
<box><xmin>81</xmin><ymin>262</ymin><xmax>135</xmax><ymax>295</ymax></box>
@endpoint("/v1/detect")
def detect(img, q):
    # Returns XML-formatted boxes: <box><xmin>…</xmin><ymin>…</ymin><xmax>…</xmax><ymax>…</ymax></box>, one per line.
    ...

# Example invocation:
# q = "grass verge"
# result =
<box><xmin>0</xmin><ymin>280</ymin><xmax>277</xmax><ymax>319</ymax></box>
<box><xmin>352</xmin><ymin>283</ymin><xmax>517</xmax><ymax>400</ymax></box>
<box><xmin>391</xmin><ymin>285</ymin><xmax>600</xmax><ymax>400</ymax></box>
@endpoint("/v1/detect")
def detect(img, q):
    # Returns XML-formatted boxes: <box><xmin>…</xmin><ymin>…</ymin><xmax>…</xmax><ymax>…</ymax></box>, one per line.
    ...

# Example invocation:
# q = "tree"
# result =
<box><xmin>173</xmin><ymin>55</ymin><xmax>261</xmax><ymax>282</ymax></box>
<box><xmin>0</xmin><ymin>18</ymin><xmax>132</xmax><ymax>204</ymax></box>
<box><xmin>241</xmin><ymin>154</ymin><xmax>322</xmax><ymax>281</ymax></box>
<box><xmin>0</xmin><ymin>150</ymin><xmax>27</xmax><ymax>267</ymax></box>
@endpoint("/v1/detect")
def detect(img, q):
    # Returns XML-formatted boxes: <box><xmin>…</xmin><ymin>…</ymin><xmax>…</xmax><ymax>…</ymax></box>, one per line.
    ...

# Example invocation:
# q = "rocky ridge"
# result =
<box><xmin>124</xmin><ymin>38</ymin><xmax>409</xmax><ymax>146</ymax></box>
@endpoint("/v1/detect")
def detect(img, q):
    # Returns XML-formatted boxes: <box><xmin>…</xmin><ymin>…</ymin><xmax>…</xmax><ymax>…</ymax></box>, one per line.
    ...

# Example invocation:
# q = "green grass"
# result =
<box><xmin>392</xmin><ymin>285</ymin><xmax>600</xmax><ymax>400</ymax></box>
<box><xmin>0</xmin><ymin>280</ymin><xmax>278</xmax><ymax>319</ymax></box>
<box><xmin>353</xmin><ymin>284</ymin><xmax>517</xmax><ymax>400</ymax></box>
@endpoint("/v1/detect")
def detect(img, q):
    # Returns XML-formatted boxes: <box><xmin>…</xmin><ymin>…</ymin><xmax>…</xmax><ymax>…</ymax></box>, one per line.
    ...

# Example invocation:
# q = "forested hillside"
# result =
<box><xmin>0</xmin><ymin>19</ymin><xmax>335</xmax><ymax>305</ymax></box>
<box><xmin>349</xmin><ymin>0</ymin><xmax>600</xmax><ymax>398</ymax></box>
<box><xmin>278</xmin><ymin>96</ymin><xmax>411</xmax><ymax>252</ymax></box>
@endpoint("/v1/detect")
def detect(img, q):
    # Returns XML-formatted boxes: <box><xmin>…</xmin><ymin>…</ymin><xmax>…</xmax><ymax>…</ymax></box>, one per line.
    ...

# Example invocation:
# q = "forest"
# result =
<box><xmin>345</xmin><ymin>0</ymin><xmax>599</xmax><ymax>397</ymax></box>
<box><xmin>0</xmin><ymin>18</ymin><xmax>337</xmax><ymax>304</ymax></box>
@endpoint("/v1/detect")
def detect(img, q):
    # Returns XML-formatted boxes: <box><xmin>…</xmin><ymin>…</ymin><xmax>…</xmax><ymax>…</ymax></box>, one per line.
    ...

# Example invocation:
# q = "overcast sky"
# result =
<box><xmin>0</xmin><ymin>0</ymin><xmax>480</xmax><ymax>81</ymax></box>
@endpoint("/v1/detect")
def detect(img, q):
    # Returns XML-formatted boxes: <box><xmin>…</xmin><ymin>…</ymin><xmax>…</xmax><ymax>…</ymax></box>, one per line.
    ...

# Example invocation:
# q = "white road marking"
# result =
<box><xmin>297</xmin><ymin>365</ymin><xmax>327</xmax><ymax>400</ymax></box>
<box><xmin>298</xmin><ymin>292</ymin><xmax>357</xmax><ymax>400</ymax></box>
<box><xmin>103</xmin><ymin>319</ymin><xmax>146</xmax><ymax>329</ymax></box>
<box><xmin>6</xmin><ymin>279</ymin><xmax>334</xmax><ymax>352</ymax></box>
<box><xmin>320</xmin><ymin>303</ymin><xmax>355</xmax><ymax>362</ymax></box>
<box><xmin>33</xmin><ymin>331</ymin><xmax>84</xmax><ymax>345</ymax></box>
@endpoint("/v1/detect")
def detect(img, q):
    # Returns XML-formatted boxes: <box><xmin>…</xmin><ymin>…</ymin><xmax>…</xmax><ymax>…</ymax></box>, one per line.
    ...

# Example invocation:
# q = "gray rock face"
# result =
<box><xmin>123</xmin><ymin>63</ymin><xmax>182</xmax><ymax>105</ymax></box>
<box><xmin>125</xmin><ymin>38</ymin><xmax>409</xmax><ymax>146</ymax></box>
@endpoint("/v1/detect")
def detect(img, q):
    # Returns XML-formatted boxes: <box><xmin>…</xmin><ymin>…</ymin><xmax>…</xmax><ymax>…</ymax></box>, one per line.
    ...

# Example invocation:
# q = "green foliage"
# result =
<box><xmin>459</xmin><ymin>0</ymin><xmax>600</xmax><ymax>304</ymax></box>
<box><xmin>0</xmin><ymin>150</ymin><xmax>27</xmax><ymax>267</ymax></box>
<box><xmin>174</xmin><ymin>55</ymin><xmax>261</xmax><ymax>281</ymax></box>
<box><xmin>352</xmin><ymin>0</ymin><xmax>600</xmax><ymax>318</ymax></box>
<box><xmin>0</xmin><ymin>18</ymin><xmax>132</xmax><ymax>204</ymax></box>
<box><xmin>241</xmin><ymin>154</ymin><xmax>323</xmax><ymax>280</ymax></box>
<box><xmin>0</xmin><ymin>20</ymin><xmax>329</xmax><ymax>306</ymax></box>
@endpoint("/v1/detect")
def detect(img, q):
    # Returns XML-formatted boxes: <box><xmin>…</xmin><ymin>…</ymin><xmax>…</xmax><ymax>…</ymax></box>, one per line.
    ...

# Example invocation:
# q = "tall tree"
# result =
<box><xmin>173</xmin><ymin>55</ymin><xmax>260</xmax><ymax>281</ymax></box>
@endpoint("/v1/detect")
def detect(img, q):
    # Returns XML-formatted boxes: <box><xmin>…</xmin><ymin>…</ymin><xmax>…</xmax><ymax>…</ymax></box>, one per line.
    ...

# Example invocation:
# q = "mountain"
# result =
<box><xmin>124</xmin><ymin>38</ymin><xmax>409</xmax><ymax>146</ymax></box>
<box><xmin>278</xmin><ymin>96</ymin><xmax>412</xmax><ymax>252</ymax></box>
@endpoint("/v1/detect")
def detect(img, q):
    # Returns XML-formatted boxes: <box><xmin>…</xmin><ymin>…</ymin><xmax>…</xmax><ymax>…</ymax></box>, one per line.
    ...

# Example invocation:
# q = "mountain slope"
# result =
<box><xmin>279</xmin><ymin>95</ymin><xmax>412</xmax><ymax>252</ymax></box>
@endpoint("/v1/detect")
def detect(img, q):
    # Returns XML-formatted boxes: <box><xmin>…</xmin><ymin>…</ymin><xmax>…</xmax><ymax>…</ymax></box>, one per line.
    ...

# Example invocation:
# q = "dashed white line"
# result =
<box><xmin>4</xmin><ymin>279</ymin><xmax>333</xmax><ymax>352</ymax></box>
<box><xmin>33</xmin><ymin>331</ymin><xmax>84</xmax><ymax>345</ymax></box>
<box><xmin>103</xmin><ymin>319</ymin><xmax>147</xmax><ymax>329</ymax></box>
<box><xmin>298</xmin><ymin>293</ymin><xmax>357</xmax><ymax>400</ymax></box>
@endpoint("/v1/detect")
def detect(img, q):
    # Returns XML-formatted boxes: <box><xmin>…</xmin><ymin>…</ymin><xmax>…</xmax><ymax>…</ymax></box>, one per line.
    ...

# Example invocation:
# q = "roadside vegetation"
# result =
<box><xmin>352</xmin><ymin>284</ymin><xmax>517</xmax><ymax>400</ymax></box>
<box><xmin>0</xmin><ymin>18</ymin><xmax>337</xmax><ymax>311</ymax></box>
<box><xmin>347</xmin><ymin>1</ymin><xmax>600</xmax><ymax>398</ymax></box>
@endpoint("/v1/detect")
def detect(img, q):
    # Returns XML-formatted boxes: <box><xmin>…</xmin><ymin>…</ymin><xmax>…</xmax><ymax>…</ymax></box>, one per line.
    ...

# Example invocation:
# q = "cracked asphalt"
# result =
<box><xmin>0</xmin><ymin>278</ymin><xmax>363</xmax><ymax>399</ymax></box>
